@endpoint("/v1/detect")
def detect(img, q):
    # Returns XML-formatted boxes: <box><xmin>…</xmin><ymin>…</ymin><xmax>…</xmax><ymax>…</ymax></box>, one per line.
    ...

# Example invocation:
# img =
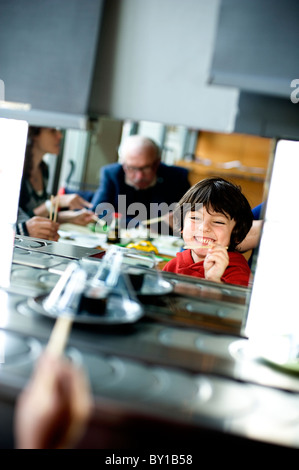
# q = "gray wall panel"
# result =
<box><xmin>210</xmin><ymin>0</ymin><xmax>299</xmax><ymax>99</ymax></box>
<box><xmin>89</xmin><ymin>0</ymin><xmax>239</xmax><ymax>132</ymax></box>
<box><xmin>0</xmin><ymin>0</ymin><xmax>104</xmax><ymax>115</ymax></box>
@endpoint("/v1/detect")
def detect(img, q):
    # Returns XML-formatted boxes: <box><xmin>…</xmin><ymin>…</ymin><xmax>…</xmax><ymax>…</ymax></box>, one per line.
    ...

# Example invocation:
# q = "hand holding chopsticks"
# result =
<box><xmin>15</xmin><ymin>263</ymin><xmax>91</xmax><ymax>449</ymax></box>
<box><xmin>15</xmin><ymin>330</ymin><xmax>92</xmax><ymax>449</ymax></box>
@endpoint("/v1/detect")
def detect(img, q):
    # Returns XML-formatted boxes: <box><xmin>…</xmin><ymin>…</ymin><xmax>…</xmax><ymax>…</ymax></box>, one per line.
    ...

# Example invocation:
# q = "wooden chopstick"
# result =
<box><xmin>49</xmin><ymin>195</ymin><xmax>54</xmax><ymax>221</ymax></box>
<box><xmin>183</xmin><ymin>244</ymin><xmax>212</xmax><ymax>249</ymax></box>
<box><xmin>49</xmin><ymin>195</ymin><xmax>59</xmax><ymax>222</ymax></box>
<box><xmin>183</xmin><ymin>244</ymin><xmax>228</xmax><ymax>249</ymax></box>
<box><xmin>53</xmin><ymin>195</ymin><xmax>59</xmax><ymax>223</ymax></box>
<box><xmin>142</xmin><ymin>215</ymin><xmax>166</xmax><ymax>225</ymax></box>
<box><xmin>91</xmin><ymin>214</ymin><xmax>106</xmax><ymax>225</ymax></box>
<box><xmin>46</xmin><ymin>315</ymin><xmax>73</xmax><ymax>358</ymax></box>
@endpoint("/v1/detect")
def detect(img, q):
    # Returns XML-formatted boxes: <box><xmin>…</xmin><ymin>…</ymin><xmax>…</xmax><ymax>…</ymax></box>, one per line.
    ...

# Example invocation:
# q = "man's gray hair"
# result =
<box><xmin>118</xmin><ymin>135</ymin><xmax>161</xmax><ymax>163</ymax></box>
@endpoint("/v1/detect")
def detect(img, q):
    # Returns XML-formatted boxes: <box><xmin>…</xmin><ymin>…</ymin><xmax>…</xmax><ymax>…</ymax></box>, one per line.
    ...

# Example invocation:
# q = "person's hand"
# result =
<box><xmin>26</xmin><ymin>217</ymin><xmax>60</xmax><ymax>241</ymax></box>
<box><xmin>58</xmin><ymin>209</ymin><xmax>95</xmax><ymax>226</ymax></box>
<box><xmin>14</xmin><ymin>353</ymin><xmax>92</xmax><ymax>449</ymax></box>
<box><xmin>203</xmin><ymin>244</ymin><xmax>229</xmax><ymax>283</ymax></box>
<box><xmin>58</xmin><ymin>194</ymin><xmax>93</xmax><ymax>211</ymax></box>
<box><xmin>70</xmin><ymin>210</ymin><xmax>95</xmax><ymax>226</ymax></box>
<box><xmin>65</xmin><ymin>209</ymin><xmax>95</xmax><ymax>226</ymax></box>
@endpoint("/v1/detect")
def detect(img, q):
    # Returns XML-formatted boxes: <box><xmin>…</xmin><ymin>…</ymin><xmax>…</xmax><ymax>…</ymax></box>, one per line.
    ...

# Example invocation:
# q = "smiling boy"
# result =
<box><xmin>163</xmin><ymin>177</ymin><xmax>253</xmax><ymax>286</ymax></box>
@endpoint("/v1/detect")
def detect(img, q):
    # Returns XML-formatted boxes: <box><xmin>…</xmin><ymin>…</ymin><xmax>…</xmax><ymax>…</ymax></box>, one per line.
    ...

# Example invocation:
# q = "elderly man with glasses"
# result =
<box><xmin>91</xmin><ymin>135</ymin><xmax>190</xmax><ymax>234</ymax></box>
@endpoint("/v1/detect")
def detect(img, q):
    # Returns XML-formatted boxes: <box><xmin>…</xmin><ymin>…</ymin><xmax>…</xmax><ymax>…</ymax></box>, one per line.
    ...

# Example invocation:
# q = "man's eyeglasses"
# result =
<box><xmin>123</xmin><ymin>164</ymin><xmax>155</xmax><ymax>174</ymax></box>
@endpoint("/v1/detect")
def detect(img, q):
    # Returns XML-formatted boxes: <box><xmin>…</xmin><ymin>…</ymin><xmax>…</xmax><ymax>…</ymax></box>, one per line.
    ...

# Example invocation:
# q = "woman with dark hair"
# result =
<box><xmin>19</xmin><ymin>127</ymin><xmax>94</xmax><ymax>226</ymax></box>
<box><xmin>163</xmin><ymin>177</ymin><xmax>253</xmax><ymax>286</ymax></box>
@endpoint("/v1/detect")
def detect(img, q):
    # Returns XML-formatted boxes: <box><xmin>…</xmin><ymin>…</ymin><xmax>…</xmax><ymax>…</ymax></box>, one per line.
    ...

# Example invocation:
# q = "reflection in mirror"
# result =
<box><xmin>13</xmin><ymin>118</ymin><xmax>274</xmax><ymax>324</ymax></box>
<box><xmin>56</xmin><ymin>118</ymin><xmax>273</xmax><ymax>287</ymax></box>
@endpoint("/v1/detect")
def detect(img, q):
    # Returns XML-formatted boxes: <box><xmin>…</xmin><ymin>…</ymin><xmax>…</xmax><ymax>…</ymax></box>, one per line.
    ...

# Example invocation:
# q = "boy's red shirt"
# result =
<box><xmin>163</xmin><ymin>249</ymin><xmax>251</xmax><ymax>287</ymax></box>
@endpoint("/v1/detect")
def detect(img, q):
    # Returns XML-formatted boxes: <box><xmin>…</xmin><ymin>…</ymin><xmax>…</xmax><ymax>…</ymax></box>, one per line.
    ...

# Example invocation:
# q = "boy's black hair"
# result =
<box><xmin>174</xmin><ymin>177</ymin><xmax>253</xmax><ymax>251</ymax></box>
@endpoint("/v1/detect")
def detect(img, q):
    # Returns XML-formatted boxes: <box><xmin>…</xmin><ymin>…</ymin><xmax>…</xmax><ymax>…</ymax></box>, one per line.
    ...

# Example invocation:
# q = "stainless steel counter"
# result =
<box><xmin>1</xmin><ymin>235</ymin><xmax>299</xmax><ymax>449</ymax></box>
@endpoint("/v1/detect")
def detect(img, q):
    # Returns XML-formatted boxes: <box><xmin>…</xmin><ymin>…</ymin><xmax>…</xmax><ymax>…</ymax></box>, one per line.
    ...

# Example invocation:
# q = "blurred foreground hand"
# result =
<box><xmin>14</xmin><ymin>353</ymin><xmax>92</xmax><ymax>449</ymax></box>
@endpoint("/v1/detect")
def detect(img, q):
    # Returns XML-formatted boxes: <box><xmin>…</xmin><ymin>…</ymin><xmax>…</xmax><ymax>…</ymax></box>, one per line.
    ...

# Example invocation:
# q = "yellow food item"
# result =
<box><xmin>126</xmin><ymin>240</ymin><xmax>159</xmax><ymax>254</ymax></box>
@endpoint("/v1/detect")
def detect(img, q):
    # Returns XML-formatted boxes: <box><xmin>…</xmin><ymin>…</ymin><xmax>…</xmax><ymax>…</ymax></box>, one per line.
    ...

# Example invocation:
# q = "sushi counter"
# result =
<box><xmin>0</xmin><ymin>235</ymin><xmax>299</xmax><ymax>450</ymax></box>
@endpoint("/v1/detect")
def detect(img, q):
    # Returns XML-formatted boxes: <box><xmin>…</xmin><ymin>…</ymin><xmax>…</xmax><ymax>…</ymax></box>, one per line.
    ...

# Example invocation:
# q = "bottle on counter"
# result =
<box><xmin>107</xmin><ymin>212</ymin><xmax>122</xmax><ymax>244</ymax></box>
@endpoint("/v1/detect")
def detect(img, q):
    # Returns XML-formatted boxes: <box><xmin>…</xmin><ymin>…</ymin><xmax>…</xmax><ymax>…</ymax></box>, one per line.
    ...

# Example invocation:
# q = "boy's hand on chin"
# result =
<box><xmin>203</xmin><ymin>244</ymin><xmax>229</xmax><ymax>283</ymax></box>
